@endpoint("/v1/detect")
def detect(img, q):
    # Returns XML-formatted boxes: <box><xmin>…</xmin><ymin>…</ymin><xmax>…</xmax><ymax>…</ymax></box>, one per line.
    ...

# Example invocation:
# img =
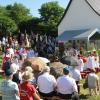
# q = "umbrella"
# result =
<box><xmin>60</xmin><ymin>56</ymin><xmax>79</xmax><ymax>66</ymax></box>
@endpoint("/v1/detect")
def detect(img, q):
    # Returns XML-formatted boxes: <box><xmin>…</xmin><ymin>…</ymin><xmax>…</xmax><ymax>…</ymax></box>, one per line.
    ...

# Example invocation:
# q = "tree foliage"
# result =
<box><xmin>0</xmin><ymin>16</ymin><xmax>18</xmax><ymax>36</ymax></box>
<box><xmin>0</xmin><ymin>3</ymin><xmax>32</xmax><ymax>36</ymax></box>
<box><xmin>38</xmin><ymin>1</ymin><xmax>64</xmax><ymax>35</ymax></box>
<box><xmin>6</xmin><ymin>3</ymin><xmax>32</xmax><ymax>25</ymax></box>
<box><xmin>0</xmin><ymin>1</ymin><xmax>64</xmax><ymax>36</ymax></box>
<box><xmin>0</xmin><ymin>6</ymin><xmax>8</xmax><ymax>16</ymax></box>
<box><xmin>19</xmin><ymin>17</ymin><xmax>40</xmax><ymax>33</ymax></box>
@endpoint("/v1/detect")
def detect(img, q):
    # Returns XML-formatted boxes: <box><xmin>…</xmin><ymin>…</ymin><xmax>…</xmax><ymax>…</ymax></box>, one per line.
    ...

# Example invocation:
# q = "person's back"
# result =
<box><xmin>19</xmin><ymin>71</ymin><xmax>40</xmax><ymax>100</ymax></box>
<box><xmin>57</xmin><ymin>75</ymin><xmax>77</xmax><ymax>94</ymax></box>
<box><xmin>37</xmin><ymin>66</ymin><xmax>57</xmax><ymax>97</ymax></box>
<box><xmin>37</xmin><ymin>72</ymin><xmax>56</xmax><ymax>94</ymax></box>
<box><xmin>0</xmin><ymin>70</ymin><xmax>20</xmax><ymax>100</ymax></box>
<box><xmin>20</xmin><ymin>81</ymin><xmax>36</xmax><ymax>100</ymax></box>
<box><xmin>88</xmin><ymin>73</ymin><xmax>99</xmax><ymax>88</ymax></box>
<box><xmin>56</xmin><ymin>67</ymin><xmax>79</xmax><ymax>100</ymax></box>
<box><xmin>71</xmin><ymin>68</ymin><xmax>81</xmax><ymax>82</ymax></box>
<box><xmin>0</xmin><ymin>80</ymin><xmax>20</xmax><ymax>100</ymax></box>
<box><xmin>87</xmin><ymin>69</ymin><xmax>99</xmax><ymax>95</ymax></box>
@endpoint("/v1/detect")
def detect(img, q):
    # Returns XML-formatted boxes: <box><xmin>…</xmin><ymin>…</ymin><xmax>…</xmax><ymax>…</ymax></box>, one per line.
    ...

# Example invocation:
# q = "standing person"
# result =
<box><xmin>19</xmin><ymin>71</ymin><xmax>40</xmax><ymax>100</ymax></box>
<box><xmin>37</xmin><ymin>66</ymin><xmax>57</xmax><ymax>97</ymax></box>
<box><xmin>0</xmin><ymin>70</ymin><xmax>20</xmax><ymax>100</ymax></box>
<box><xmin>86</xmin><ymin>52</ymin><xmax>95</xmax><ymax>70</ymax></box>
<box><xmin>7</xmin><ymin>45</ymin><xmax>14</xmax><ymax>60</ymax></box>
<box><xmin>77</xmin><ymin>55</ymin><xmax>84</xmax><ymax>72</ymax></box>
<box><xmin>1</xmin><ymin>37</ymin><xmax>6</xmax><ymax>53</ymax></box>
<box><xmin>87</xmin><ymin>69</ymin><xmax>99</xmax><ymax>96</ymax></box>
<box><xmin>93</xmin><ymin>51</ymin><xmax>100</xmax><ymax>72</ymax></box>
<box><xmin>70</xmin><ymin>67</ymin><xmax>82</xmax><ymax>94</ymax></box>
<box><xmin>10</xmin><ymin>63</ymin><xmax>21</xmax><ymax>84</ymax></box>
<box><xmin>56</xmin><ymin>67</ymin><xmax>79</xmax><ymax>100</ymax></box>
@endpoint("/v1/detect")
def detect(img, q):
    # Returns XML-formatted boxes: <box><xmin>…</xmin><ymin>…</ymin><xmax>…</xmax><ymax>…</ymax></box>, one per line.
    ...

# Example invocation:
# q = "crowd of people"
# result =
<box><xmin>0</xmin><ymin>35</ymin><xmax>100</xmax><ymax>100</ymax></box>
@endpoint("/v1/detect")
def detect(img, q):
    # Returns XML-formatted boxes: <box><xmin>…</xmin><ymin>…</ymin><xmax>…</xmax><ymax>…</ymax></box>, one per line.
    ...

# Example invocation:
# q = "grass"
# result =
<box><xmin>0</xmin><ymin>53</ymin><xmax>100</xmax><ymax>100</ymax></box>
<box><xmin>79</xmin><ymin>73</ymin><xmax>100</xmax><ymax>100</ymax></box>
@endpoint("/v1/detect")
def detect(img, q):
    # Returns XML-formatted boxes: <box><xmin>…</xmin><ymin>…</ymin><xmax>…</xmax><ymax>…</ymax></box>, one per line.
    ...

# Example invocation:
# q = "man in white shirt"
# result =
<box><xmin>37</xmin><ymin>66</ymin><xmax>57</xmax><ymax>97</ymax></box>
<box><xmin>57</xmin><ymin>67</ymin><xmax>79</xmax><ymax>100</ymax></box>
<box><xmin>70</xmin><ymin>67</ymin><xmax>82</xmax><ymax>94</ymax></box>
<box><xmin>88</xmin><ymin>68</ymin><xmax>99</xmax><ymax>95</ymax></box>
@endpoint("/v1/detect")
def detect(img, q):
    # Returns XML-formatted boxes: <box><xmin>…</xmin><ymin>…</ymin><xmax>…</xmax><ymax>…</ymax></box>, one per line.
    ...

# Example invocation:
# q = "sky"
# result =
<box><xmin>0</xmin><ymin>0</ymin><xmax>70</xmax><ymax>17</ymax></box>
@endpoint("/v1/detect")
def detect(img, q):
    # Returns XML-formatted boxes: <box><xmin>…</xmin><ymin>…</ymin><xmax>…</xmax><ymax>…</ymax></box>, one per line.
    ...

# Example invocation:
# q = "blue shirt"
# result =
<box><xmin>0</xmin><ymin>80</ymin><xmax>20</xmax><ymax>100</ymax></box>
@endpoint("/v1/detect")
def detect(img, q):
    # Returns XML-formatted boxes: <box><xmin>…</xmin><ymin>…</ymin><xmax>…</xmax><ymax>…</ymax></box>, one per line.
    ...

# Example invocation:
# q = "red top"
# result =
<box><xmin>19</xmin><ymin>81</ymin><xmax>36</xmax><ymax>100</ymax></box>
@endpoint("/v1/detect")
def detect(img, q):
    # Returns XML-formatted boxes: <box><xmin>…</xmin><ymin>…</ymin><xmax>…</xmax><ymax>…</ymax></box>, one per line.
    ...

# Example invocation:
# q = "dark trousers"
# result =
<box><xmin>38</xmin><ymin>91</ymin><xmax>56</xmax><ymax>97</ymax></box>
<box><xmin>76</xmin><ymin>81</ymin><xmax>80</xmax><ymax>94</ymax></box>
<box><xmin>58</xmin><ymin>92</ymin><xmax>79</xmax><ymax>100</ymax></box>
<box><xmin>58</xmin><ymin>93</ymin><xmax>72</xmax><ymax>99</ymax></box>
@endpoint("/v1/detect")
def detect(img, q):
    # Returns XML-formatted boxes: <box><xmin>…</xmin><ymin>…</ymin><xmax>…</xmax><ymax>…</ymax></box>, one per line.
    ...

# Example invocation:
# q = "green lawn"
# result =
<box><xmin>80</xmin><ymin>72</ymin><xmax>100</xmax><ymax>100</ymax></box>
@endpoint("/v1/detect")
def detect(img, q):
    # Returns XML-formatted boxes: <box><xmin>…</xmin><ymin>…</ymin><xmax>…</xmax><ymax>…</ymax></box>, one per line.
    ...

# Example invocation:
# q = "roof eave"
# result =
<box><xmin>85</xmin><ymin>0</ymin><xmax>100</xmax><ymax>16</ymax></box>
<box><xmin>57</xmin><ymin>0</ymin><xmax>73</xmax><ymax>26</ymax></box>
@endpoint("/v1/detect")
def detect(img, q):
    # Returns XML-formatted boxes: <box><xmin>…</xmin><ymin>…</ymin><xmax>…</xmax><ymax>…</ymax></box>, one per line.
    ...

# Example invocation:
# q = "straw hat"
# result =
<box><xmin>22</xmin><ymin>71</ymin><xmax>33</xmax><ymax>81</ymax></box>
<box><xmin>25</xmin><ymin>66</ymin><xmax>33</xmax><ymax>73</ymax></box>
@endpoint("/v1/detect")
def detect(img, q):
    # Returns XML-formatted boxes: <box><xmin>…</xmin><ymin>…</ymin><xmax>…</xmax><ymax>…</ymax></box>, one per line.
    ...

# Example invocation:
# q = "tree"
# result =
<box><xmin>6</xmin><ymin>3</ymin><xmax>32</xmax><ymax>25</ymax></box>
<box><xmin>0</xmin><ymin>16</ymin><xmax>18</xmax><ymax>36</ymax></box>
<box><xmin>0</xmin><ymin>6</ymin><xmax>8</xmax><ymax>16</ymax></box>
<box><xmin>19</xmin><ymin>17</ymin><xmax>41</xmax><ymax>33</ymax></box>
<box><xmin>39</xmin><ymin>1</ymin><xmax>64</xmax><ymax>36</ymax></box>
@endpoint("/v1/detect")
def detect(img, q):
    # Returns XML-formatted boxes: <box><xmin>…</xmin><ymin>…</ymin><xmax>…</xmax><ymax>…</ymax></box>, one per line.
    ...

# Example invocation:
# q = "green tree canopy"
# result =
<box><xmin>6</xmin><ymin>3</ymin><xmax>32</xmax><ymax>25</ymax></box>
<box><xmin>38</xmin><ymin>1</ymin><xmax>64</xmax><ymax>36</ymax></box>
<box><xmin>0</xmin><ymin>16</ymin><xmax>18</xmax><ymax>36</ymax></box>
<box><xmin>0</xmin><ymin>6</ymin><xmax>8</xmax><ymax>16</ymax></box>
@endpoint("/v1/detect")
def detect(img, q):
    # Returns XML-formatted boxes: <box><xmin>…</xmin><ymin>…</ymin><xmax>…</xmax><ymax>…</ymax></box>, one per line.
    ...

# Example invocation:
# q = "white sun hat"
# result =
<box><xmin>38</xmin><ymin>57</ymin><xmax>50</xmax><ymax>64</ymax></box>
<box><xmin>10</xmin><ymin>63</ymin><xmax>19</xmax><ymax>74</ymax></box>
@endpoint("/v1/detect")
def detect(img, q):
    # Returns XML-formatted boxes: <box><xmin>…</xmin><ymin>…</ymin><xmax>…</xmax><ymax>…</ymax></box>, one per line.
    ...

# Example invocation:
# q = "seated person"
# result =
<box><xmin>19</xmin><ymin>71</ymin><xmax>40</xmax><ymax>100</ymax></box>
<box><xmin>37</xmin><ymin>66</ymin><xmax>57</xmax><ymax>97</ymax></box>
<box><xmin>56</xmin><ymin>67</ymin><xmax>79</xmax><ymax>100</ymax></box>
<box><xmin>0</xmin><ymin>70</ymin><xmax>20</xmax><ymax>100</ymax></box>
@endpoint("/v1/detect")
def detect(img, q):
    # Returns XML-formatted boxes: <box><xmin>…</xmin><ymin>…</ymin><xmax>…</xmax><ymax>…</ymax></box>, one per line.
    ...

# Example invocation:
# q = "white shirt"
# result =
<box><xmin>77</xmin><ymin>58</ymin><xmax>84</xmax><ymax>72</ymax></box>
<box><xmin>88</xmin><ymin>73</ymin><xmax>99</xmax><ymax>88</ymax></box>
<box><xmin>70</xmin><ymin>69</ymin><xmax>81</xmax><ymax>81</ymax></box>
<box><xmin>57</xmin><ymin>75</ymin><xmax>77</xmax><ymax>94</ymax></box>
<box><xmin>94</xmin><ymin>56</ymin><xmax>99</xmax><ymax>68</ymax></box>
<box><xmin>8</xmin><ymin>48</ymin><xmax>14</xmax><ymax>55</ymax></box>
<box><xmin>37</xmin><ymin>72</ymin><xmax>57</xmax><ymax>93</ymax></box>
<box><xmin>87</xmin><ymin>56</ymin><xmax>95</xmax><ymax>69</ymax></box>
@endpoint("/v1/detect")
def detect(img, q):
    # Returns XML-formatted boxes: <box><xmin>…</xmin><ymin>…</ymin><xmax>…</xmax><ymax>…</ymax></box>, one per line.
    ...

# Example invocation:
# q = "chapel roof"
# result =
<box><xmin>58</xmin><ymin>0</ymin><xmax>100</xmax><ymax>26</ymax></box>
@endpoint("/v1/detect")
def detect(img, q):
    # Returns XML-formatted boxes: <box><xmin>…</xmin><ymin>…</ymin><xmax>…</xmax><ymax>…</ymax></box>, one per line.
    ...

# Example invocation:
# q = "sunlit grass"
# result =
<box><xmin>80</xmin><ymin>72</ymin><xmax>100</xmax><ymax>100</ymax></box>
